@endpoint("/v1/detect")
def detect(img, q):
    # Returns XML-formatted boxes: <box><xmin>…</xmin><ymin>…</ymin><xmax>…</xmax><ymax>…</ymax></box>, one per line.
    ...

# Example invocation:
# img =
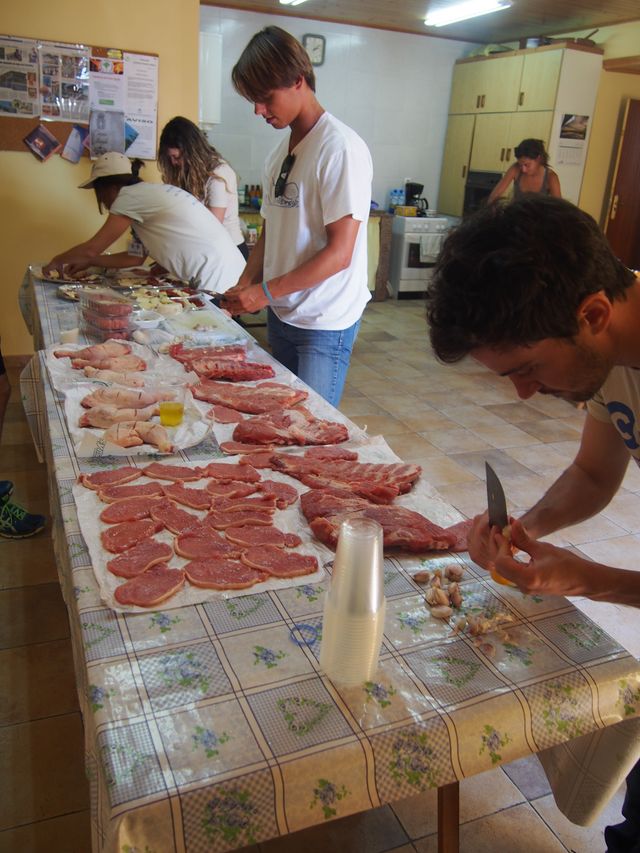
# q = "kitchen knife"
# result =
<box><xmin>485</xmin><ymin>462</ymin><xmax>516</xmax><ymax>586</ymax></box>
<box><xmin>485</xmin><ymin>462</ymin><xmax>508</xmax><ymax>530</ymax></box>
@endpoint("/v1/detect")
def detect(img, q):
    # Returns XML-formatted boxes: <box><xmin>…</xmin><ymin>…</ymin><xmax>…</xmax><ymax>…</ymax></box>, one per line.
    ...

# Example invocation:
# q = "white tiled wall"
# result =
<box><xmin>199</xmin><ymin>7</ymin><xmax>473</xmax><ymax>209</ymax></box>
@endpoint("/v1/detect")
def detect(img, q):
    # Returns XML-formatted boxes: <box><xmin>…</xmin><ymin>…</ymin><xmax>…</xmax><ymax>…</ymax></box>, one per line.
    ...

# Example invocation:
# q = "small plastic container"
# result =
<box><xmin>79</xmin><ymin>288</ymin><xmax>133</xmax><ymax>317</ymax></box>
<box><xmin>131</xmin><ymin>309</ymin><xmax>163</xmax><ymax>329</ymax></box>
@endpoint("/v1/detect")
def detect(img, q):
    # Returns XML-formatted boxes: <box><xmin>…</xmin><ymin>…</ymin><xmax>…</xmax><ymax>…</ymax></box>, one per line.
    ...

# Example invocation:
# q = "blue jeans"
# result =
<box><xmin>605</xmin><ymin>759</ymin><xmax>640</xmax><ymax>852</ymax></box>
<box><xmin>266</xmin><ymin>309</ymin><xmax>361</xmax><ymax>407</ymax></box>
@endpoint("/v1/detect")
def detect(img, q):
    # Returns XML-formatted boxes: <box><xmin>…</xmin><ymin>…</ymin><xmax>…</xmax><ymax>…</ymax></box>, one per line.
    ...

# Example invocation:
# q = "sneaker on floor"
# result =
<box><xmin>0</xmin><ymin>499</ymin><xmax>46</xmax><ymax>539</ymax></box>
<box><xmin>0</xmin><ymin>480</ymin><xmax>14</xmax><ymax>501</ymax></box>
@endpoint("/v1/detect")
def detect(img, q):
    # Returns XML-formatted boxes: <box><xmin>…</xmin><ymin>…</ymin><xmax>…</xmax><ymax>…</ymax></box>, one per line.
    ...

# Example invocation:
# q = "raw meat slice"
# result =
<box><xmin>271</xmin><ymin>455</ymin><xmax>421</xmax><ymax>504</ymax></box>
<box><xmin>184</xmin><ymin>558</ymin><xmax>267</xmax><ymax>590</ymax></box>
<box><xmin>300</xmin><ymin>488</ymin><xmax>457</xmax><ymax>554</ymax></box>
<box><xmin>100</xmin><ymin>496</ymin><xmax>164</xmax><ymax>524</ymax></box>
<box><xmin>162</xmin><ymin>483</ymin><xmax>212</xmax><ymax>510</ymax></box>
<box><xmin>101</xmin><ymin>519</ymin><xmax>164</xmax><ymax>553</ymax></box>
<box><xmin>81</xmin><ymin>387</ymin><xmax>174</xmax><ymax>409</ymax></box>
<box><xmin>205</xmin><ymin>480</ymin><xmax>257</xmax><ymax>499</ymax></box>
<box><xmin>54</xmin><ymin>341</ymin><xmax>131</xmax><ymax>360</ymax></box>
<box><xmin>256</xmin><ymin>480</ymin><xmax>299</xmax><ymax>508</ymax></box>
<box><xmin>239</xmin><ymin>451</ymin><xmax>276</xmax><ymax>468</ymax></box>
<box><xmin>107</xmin><ymin>540</ymin><xmax>173</xmax><ymax>578</ymax></box>
<box><xmin>169</xmin><ymin>343</ymin><xmax>247</xmax><ymax>365</ymax></box>
<box><xmin>174</xmin><ymin>530</ymin><xmax>243</xmax><ymax>560</ymax></box>
<box><xmin>209</xmin><ymin>494</ymin><xmax>276</xmax><ymax>513</ymax></box>
<box><xmin>143</xmin><ymin>462</ymin><xmax>203</xmax><ymax>482</ymax></box>
<box><xmin>78</xmin><ymin>466</ymin><xmax>142</xmax><ymax>490</ymax></box>
<box><xmin>202</xmin><ymin>462</ymin><xmax>261</xmax><ymax>483</ymax></box>
<box><xmin>79</xmin><ymin>403</ymin><xmax>158</xmax><ymax>429</ymax></box>
<box><xmin>149</xmin><ymin>499</ymin><xmax>201</xmax><ymax>534</ymax></box>
<box><xmin>206</xmin><ymin>509</ymin><xmax>274</xmax><ymax>530</ymax></box>
<box><xmin>233</xmin><ymin>407</ymin><xmax>348</xmax><ymax>447</ymax></box>
<box><xmin>190</xmin><ymin>358</ymin><xmax>275</xmax><ymax>382</ymax></box>
<box><xmin>208</xmin><ymin>405</ymin><xmax>245</xmax><ymax>424</ymax></box>
<box><xmin>104</xmin><ymin>421</ymin><xmax>174</xmax><ymax>453</ymax></box>
<box><xmin>225</xmin><ymin>525</ymin><xmax>302</xmax><ymax>548</ymax></box>
<box><xmin>303</xmin><ymin>446</ymin><xmax>359</xmax><ymax>462</ymax></box>
<box><xmin>71</xmin><ymin>354</ymin><xmax>147</xmax><ymax>372</ymax></box>
<box><xmin>114</xmin><ymin>564</ymin><xmax>185</xmax><ymax>607</ymax></box>
<box><xmin>444</xmin><ymin>518</ymin><xmax>474</xmax><ymax>552</ymax></box>
<box><xmin>98</xmin><ymin>481</ymin><xmax>165</xmax><ymax>503</ymax></box>
<box><xmin>191</xmin><ymin>379</ymin><xmax>308</xmax><ymax>413</ymax></box>
<box><xmin>82</xmin><ymin>366</ymin><xmax>145</xmax><ymax>387</ymax></box>
<box><xmin>241</xmin><ymin>545</ymin><xmax>318</xmax><ymax>578</ymax></box>
<box><xmin>219</xmin><ymin>441</ymin><xmax>277</xmax><ymax>456</ymax></box>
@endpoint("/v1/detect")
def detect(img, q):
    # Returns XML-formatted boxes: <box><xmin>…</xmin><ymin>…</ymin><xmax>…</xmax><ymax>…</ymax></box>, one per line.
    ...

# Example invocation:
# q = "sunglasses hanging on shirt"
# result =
<box><xmin>275</xmin><ymin>153</ymin><xmax>296</xmax><ymax>198</ymax></box>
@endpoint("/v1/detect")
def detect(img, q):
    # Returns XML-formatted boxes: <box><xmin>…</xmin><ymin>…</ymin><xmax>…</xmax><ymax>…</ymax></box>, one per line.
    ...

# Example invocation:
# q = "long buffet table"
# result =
<box><xmin>19</xmin><ymin>271</ymin><xmax>640</xmax><ymax>852</ymax></box>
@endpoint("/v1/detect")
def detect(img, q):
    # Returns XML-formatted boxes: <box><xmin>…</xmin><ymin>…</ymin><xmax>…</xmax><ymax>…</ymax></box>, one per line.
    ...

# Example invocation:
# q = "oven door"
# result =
<box><xmin>405</xmin><ymin>239</ymin><xmax>434</xmax><ymax>275</ymax></box>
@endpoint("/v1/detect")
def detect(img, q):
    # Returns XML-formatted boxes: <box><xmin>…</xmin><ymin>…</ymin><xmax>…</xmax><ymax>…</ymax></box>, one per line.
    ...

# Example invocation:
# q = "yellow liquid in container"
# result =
<box><xmin>159</xmin><ymin>401</ymin><xmax>184</xmax><ymax>427</ymax></box>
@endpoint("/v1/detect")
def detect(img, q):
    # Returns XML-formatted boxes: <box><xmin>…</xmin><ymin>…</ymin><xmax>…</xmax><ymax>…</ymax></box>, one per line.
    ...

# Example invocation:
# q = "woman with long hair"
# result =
<box><xmin>42</xmin><ymin>151</ymin><xmax>245</xmax><ymax>293</ymax></box>
<box><xmin>158</xmin><ymin>116</ymin><xmax>248</xmax><ymax>259</ymax></box>
<box><xmin>487</xmin><ymin>138</ymin><xmax>561</xmax><ymax>205</ymax></box>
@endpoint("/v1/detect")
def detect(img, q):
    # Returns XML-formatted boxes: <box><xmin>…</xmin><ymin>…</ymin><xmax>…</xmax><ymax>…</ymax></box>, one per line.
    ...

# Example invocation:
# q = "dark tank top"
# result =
<box><xmin>513</xmin><ymin>166</ymin><xmax>550</xmax><ymax>198</ymax></box>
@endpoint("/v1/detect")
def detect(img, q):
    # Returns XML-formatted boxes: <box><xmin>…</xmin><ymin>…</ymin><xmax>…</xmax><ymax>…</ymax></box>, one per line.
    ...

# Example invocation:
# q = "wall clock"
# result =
<box><xmin>302</xmin><ymin>33</ymin><xmax>326</xmax><ymax>67</ymax></box>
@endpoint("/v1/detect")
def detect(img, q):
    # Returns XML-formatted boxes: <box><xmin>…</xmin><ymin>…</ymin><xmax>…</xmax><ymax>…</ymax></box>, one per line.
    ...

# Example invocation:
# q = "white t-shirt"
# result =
<box><xmin>110</xmin><ymin>183</ymin><xmax>245</xmax><ymax>294</ymax></box>
<box><xmin>205</xmin><ymin>162</ymin><xmax>244</xmax><ymax>247</ymax></box>
<box><xmin>588</xmin><ymin>365</ymin><xmax>640</xmax><ymax>466</ymax></box>
<box><xmin>261</xmin><ymin>112</ymin><xmax>372</xmax><ymax>330</ymax></box>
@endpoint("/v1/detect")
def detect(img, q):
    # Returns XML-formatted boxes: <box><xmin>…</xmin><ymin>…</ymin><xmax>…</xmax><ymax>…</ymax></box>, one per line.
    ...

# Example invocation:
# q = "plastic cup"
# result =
<box><xmin>319</xmin><ymin>517</ymin><xmax>386</xmax><ymax>686</ymax></box>
<box><xmin>159</xmin><ymin>388</ymin><xmax>185</xmax><ymax>427</ymax></box>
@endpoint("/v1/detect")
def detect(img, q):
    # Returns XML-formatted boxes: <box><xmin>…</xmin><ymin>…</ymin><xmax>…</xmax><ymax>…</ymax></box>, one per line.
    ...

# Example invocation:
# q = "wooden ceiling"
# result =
<box><xmin>204</xmin><ymin>0</ymin><xmax>640</xmax><ymax>45</ymax></box>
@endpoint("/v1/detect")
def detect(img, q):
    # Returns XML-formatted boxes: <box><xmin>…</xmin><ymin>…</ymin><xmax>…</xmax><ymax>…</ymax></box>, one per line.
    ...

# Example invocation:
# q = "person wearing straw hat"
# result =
<box><xmin>43</xmin><ymin>152</ymin><xmax>245</xmax><ymax>294</ymax></box>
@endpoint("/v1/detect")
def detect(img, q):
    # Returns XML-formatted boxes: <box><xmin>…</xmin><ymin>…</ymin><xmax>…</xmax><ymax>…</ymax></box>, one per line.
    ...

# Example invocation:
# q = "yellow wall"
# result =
<box><xmin>579</xmin><ymin>71</ymin><xmax>640</xmax><ymax>224</ymax></box>
<box><xmin>0</xmin><ymin>0</ymin><xmax>200</xmax><ymax>356</ymax></box>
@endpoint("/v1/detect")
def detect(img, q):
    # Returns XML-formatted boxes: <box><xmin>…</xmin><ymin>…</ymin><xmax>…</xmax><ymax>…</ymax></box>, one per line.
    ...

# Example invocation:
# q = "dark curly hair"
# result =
<box><xmin>426</xmin><ymin>196</ymin><xmax>635</xmax><ymax>363</ymax></box>
<box><xmin>514</xmin><ymin>138</ymin><xmax>549</xmax><ymax>164</ymax></box>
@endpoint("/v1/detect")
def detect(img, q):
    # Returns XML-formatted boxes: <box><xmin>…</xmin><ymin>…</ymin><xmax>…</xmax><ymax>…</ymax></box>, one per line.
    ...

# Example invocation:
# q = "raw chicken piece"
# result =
<box><xmin>81</xmin><ymin>387</ymin><xmax>175</xmax><ymax>409</ymax></box>
<box><xmin>103</xmin><ymin>421</ymin><xmax>174</xmax><ymax>453</ymax></box>
<box><xmin>54</xmin><ymin>341</ymin><xmax>131</xmax><ymax>360</ymax></box>
<box><xmin>83</xmin><ymin>366</ymin><xmax>145</xmax><ymax>388</ymax></box>
<box><xmin>130</xmin><ymin>422</ymin><xmax>174</xmax><ymax>453</ymax></box>
<box><xmin>71</xmin><ymin>354</ymin><xmax>147</xmax><ymax>372</ymax></box>
<box><xmin>79</xmin><ymin>403</ymin><xmax>158</xmax><ymax>428</ymax></box>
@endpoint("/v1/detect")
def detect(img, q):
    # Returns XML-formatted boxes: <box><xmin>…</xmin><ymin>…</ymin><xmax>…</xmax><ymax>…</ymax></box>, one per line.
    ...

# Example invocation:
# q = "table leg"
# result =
<box><xmin>438</xmin><ymin>781</ymin><xmax>459</xmax><ymax>853</ymax></box>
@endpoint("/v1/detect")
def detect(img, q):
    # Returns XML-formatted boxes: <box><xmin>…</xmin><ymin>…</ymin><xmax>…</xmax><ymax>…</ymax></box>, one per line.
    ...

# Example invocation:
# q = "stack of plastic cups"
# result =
<box><xmin>319</xmin><ymin>517</ymin><xmax>386</xmax><ymax>687</ymax></box>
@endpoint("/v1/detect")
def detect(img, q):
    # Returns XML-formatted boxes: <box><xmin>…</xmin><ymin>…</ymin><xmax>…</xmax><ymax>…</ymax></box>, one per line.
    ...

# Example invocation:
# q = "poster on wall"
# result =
<box><xmin>556</xmin><ymin>114</ymin><xmax>590</xmax><ymax>166</ymax></box>
<box><xmin>38</xmin><ymin>41</ymin><xmax>90</xmax><ymax>122</ymax></box>
<box><xmin>0</xmin><ymin>35</ymin><xmax>39</xmax><ymax>118</ymax></box>
<box><xmin>123</xmin><ymin>52</ymin><xmax>158</xmax><ymax>159</ymax></box>
<box><xmin>90</xmin><ymin>109</ymin><xmax>125</xmax><ymax>157</ymax></box>
<box><xmin>89</xmin><ymin>47</ymin><xmax>125</xmax><ymax>113</ymax></box>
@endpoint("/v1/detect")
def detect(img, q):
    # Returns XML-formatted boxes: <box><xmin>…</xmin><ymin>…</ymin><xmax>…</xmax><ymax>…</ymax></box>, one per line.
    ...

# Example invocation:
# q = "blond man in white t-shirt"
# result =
<box><xmin>222</xmin><ymin>26</ymin><xmax>373</xmax><ymax>407</ymax></box>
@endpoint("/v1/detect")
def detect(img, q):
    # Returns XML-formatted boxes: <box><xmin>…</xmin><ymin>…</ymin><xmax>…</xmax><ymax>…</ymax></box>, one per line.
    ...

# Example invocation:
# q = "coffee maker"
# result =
<box><xmin>405</xmin><ymin>181</ymin><xmax>428</xmax><ymax>215</ymax></box>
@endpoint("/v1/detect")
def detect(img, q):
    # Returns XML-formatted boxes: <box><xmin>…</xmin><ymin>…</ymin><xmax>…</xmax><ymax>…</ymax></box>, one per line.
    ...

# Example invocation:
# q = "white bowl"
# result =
<box><xmin>132</xmin><ymin>309</ymin><xmax>163</xmax><ymax>329</ymax></box>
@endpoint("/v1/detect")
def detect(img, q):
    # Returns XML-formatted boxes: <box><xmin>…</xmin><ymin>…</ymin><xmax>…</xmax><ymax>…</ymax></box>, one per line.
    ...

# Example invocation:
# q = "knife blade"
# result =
<box><xmin>485</xmin><ymin>462</ymin><xmax>508</xmax><ymax>530</ymax></box>
<box><xmin>485</xmin><ymin>462</ymin><xmax>516</xmax><ymax>586</ymax></box>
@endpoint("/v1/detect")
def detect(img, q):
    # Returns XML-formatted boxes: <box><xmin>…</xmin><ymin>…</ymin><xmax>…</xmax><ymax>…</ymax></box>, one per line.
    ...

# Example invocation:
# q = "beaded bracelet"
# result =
<box><xmin>261</xmin><ymin>280</ymin><xmax>274</xmax><ymax>303</ymax></box>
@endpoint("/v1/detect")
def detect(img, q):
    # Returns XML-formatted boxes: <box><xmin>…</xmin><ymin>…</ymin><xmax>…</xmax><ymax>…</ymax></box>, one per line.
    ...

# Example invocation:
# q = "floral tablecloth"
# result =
<box><xmin>20</xmin><ymin>274</ymin><xmax>640</xmax><ymax>852</ymax></box>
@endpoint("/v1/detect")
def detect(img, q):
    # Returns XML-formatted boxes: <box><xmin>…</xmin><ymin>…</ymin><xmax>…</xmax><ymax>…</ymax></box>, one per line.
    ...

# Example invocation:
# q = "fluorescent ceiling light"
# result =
<box><xmin>425</xmin><ymin>0</ymin><xmax>512</xmax><ymax>27</ymax></box>
<box><xmin>279</xmin><ymin>0</ymin><xmax>310</xmax><ymax>6</ymax></box>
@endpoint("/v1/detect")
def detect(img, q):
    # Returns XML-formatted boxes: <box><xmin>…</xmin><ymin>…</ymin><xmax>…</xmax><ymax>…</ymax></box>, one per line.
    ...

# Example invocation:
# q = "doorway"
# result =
<box><xmin>604</xmin><ymin>98</ymin><xmax>640</xmax><ymax>269</ymax></box>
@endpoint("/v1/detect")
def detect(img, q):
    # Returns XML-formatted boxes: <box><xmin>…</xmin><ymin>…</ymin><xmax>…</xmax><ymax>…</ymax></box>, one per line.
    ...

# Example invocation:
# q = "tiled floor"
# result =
<box><xmin>1</xmin><ymin>298</ymin><xmax>632</xmax><ymax>852</ymax></box>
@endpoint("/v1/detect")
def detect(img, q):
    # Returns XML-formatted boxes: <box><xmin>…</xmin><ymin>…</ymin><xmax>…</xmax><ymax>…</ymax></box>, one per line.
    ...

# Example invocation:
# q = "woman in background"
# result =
<box><xmin>158</xmin><ymin>116</ymin><xmax>248</xmax><ymax>259</ymax></box>
<box><xmin>43</xmin><ymin>152</ymin><xmax>245</xmax><ymax>294</ymax></box>
<box><xmin>487</xmin><ymin>138</ymin><xmax>561</xmax><ymax>205</ymax></box>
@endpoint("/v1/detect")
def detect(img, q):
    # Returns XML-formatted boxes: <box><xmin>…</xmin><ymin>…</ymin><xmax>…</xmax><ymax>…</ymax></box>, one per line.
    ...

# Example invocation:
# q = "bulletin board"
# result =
<box><xmin>0</xmin><ymin>34</ymin><xmax>159</xmax><ymax>160</ymax></box>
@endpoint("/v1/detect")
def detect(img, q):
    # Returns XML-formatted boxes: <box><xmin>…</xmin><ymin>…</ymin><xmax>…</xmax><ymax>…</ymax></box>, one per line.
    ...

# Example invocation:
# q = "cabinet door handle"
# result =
<box><xmin>481</xmin><ymin>94</ymin><xmax>486</xmax><ymax>108</ymax></box>
<box><xmin>462</xmin><ymin>165</ymin><xmax>467</xmax><ymax>179</ymax></box>
<box><xmin>500</xmin><ymin>148</ymin><xmax>505</xmax><ymax>162</ymax></box>
<box><xmin>476</xmin><ymin>94</ymin><xmax>480</xmax><ymax>108</ymax></box>
<box><xmin>506</xmin><ymin>148</ymin><xmax>511</xmax><ymax>160</ymax></box>
<box><xmin>611</xmin><ymin>194</ymin><xmax>619</xmax><ymax>220</ymax></box>
<box><xmin>518</xmin><ymin>91</ymin><xmax>524</xmax><ymax>106</ymax></box>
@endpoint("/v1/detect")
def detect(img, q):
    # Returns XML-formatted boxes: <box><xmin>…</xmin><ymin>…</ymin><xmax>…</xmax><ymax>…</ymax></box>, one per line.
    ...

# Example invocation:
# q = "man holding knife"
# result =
<box><xmin>426</xmin><ymin>194</ymin><xmax>640</xmax><ymax>851</ymax></box>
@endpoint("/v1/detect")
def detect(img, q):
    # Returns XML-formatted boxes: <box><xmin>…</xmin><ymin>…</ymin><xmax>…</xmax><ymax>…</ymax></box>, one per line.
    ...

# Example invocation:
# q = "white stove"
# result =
<box><xmin>388</xmin><ymin>214</ymin><xmax>456</xmax><ymax>297</ymax></box>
